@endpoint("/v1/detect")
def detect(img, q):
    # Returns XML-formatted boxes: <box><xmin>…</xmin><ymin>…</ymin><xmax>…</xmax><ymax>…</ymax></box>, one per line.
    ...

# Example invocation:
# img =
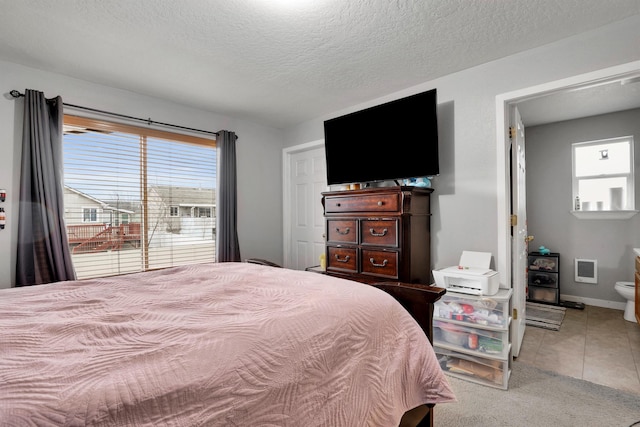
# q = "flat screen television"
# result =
<box><xmin>323</xmin><ymin>88</ymin><xmax>439</xmax><ymax>186</ymax></box>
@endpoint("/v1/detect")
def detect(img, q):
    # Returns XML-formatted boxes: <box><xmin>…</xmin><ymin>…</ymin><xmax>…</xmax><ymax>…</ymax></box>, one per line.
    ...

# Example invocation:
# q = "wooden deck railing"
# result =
<box><xmin>67</xmin><ymin>223</ymin><xmax>141</xmax><ymax>253</ymax></box>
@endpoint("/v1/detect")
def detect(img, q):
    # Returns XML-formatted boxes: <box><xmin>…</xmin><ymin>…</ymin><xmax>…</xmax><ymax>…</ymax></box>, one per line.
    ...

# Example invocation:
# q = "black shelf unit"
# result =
<box><xmin>527</xmin><ymin>252</ymin><xmax>560</xmax><ymax>305</ymax></box>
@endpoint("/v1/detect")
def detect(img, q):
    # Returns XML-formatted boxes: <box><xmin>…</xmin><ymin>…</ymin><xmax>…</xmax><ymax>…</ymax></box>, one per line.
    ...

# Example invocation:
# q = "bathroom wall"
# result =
<box><xmin>525</xmin><ymin>108</ymin><xmax>640</xmax><ymax>307</ymax></box>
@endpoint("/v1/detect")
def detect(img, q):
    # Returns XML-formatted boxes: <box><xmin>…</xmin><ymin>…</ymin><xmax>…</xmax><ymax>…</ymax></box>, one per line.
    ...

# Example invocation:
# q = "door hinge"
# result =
<box><xmin>509</xmin><ymin>126</ymin><xmax>516</xmax><ymax>139</ymax></box>
<box><xmin>510</xmin><ymin>214</ymin><xmax>517</xmax><ymax>226</ymax></box>
<box><xmin>513</xmin><ymin>308</ymin><xmax>518</xmax><ymax>320</ymax></box>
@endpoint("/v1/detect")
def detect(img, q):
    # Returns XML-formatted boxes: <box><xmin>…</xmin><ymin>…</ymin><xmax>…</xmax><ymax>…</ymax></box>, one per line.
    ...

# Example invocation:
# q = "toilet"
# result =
<box><xmin>614</xmin><ymin>281</ymin><xmax>637</xmax><ymax>323</ymax></box>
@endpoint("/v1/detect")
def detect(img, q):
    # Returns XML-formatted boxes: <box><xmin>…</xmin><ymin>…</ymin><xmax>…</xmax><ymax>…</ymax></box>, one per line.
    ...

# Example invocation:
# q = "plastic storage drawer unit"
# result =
<box><xmin>432</xmin><ymin>288</ymin><xmax>512</xmax><ymax>389</ymax></box>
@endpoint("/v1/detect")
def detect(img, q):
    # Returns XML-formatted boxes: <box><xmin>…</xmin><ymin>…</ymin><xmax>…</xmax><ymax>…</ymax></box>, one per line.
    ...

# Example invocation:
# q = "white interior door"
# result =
<box><xmin>283</xmin><ymin>142</ymin><xmax>327</xmax><ymax>270</ymax></box>
<box><xmin>511</xmin><ymin>105</ymin><xmax>529</xmax><ymax>357</ymax></box>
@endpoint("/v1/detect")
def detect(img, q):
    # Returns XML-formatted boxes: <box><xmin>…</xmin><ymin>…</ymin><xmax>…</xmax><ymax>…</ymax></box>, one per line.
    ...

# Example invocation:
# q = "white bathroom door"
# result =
<box><xmin>511</xmin><ymin>105</ymin><xmax>529</xmax><ymax>357</ymax></box>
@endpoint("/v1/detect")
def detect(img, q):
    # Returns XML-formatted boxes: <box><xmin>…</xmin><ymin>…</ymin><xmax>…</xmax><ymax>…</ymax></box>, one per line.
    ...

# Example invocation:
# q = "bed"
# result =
<box><xmin>0</xmin><ymin>262</ymin><xmax>455</xmax><ymax>426</ymax></box>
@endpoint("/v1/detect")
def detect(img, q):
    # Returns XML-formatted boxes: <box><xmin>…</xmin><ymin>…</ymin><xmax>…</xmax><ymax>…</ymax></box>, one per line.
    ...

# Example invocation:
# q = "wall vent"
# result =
<box><xmin>575</xmin><ymin>258</ymin><xmax>597</xmax><ymax>284</ymax></box>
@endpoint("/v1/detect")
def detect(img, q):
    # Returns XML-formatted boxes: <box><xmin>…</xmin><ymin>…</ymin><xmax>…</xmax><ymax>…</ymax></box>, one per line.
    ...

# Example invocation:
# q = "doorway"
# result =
<box><xmin>496</xmin><ymin>59</ymin><xmax>640</xmax><ymax>355</ymax></box>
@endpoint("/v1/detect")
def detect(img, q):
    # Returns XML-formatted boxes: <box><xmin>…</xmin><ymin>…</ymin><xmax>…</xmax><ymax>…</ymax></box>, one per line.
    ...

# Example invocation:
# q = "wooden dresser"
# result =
<box><xmin>321</xmin><ymin>186</ymin><xmax>433</xmax><ymax>285</ymax></box>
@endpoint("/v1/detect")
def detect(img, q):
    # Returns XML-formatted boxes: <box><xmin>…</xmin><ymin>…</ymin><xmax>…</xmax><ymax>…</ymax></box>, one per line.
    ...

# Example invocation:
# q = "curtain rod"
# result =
<box><xmin>9</xmin><ymin>90</ymin><xmax>219</xmax><ymax>137</ymax></box>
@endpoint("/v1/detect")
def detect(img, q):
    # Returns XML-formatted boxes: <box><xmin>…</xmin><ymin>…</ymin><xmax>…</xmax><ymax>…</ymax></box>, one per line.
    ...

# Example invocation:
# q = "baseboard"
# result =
<box><xmin>560</xmin><ymin>294</ymin><xmax>626</xmax><ymax>311</ymax></box>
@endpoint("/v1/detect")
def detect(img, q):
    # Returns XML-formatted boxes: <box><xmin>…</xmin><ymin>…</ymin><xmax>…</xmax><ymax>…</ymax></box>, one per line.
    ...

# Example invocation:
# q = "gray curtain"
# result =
<box><xmin>16</xmin><ymin>89</ymin><xmax>75</xmax><ymax>286</ymax></box>
<box><xmin>216</xmin><ymin>130</ymin><xmax>241</xmax><ymax>262</ymax></box>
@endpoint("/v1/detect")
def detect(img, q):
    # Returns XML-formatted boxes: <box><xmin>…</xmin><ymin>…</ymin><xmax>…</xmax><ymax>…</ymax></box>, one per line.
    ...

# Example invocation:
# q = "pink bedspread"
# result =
<box><xmin>0</xmin><ymin>262</ymin><xmax>455</xmax><ymax>426</ymax></box>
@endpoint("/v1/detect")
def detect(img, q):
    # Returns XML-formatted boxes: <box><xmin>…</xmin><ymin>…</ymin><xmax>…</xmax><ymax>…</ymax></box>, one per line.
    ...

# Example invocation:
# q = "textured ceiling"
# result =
<box><xmin>1</xmin><ymin>0</ymin><xmax>639</xmax><ymax>129</ymax></box>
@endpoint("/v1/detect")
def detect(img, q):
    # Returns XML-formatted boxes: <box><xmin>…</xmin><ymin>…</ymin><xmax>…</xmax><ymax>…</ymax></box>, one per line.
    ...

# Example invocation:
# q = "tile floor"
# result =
<box><xmin>516</xmin><ymin>304</ymin><xmax>640</xmax><ymax>395</ymax></box>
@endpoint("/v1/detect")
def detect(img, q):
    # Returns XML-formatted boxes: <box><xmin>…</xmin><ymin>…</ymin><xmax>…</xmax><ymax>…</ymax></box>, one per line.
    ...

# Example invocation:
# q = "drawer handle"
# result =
<box><xmin>334</xmin><ymin>254</ymin><xmax>351</xmax><ymax>263</ymax></box>
<box><xmin>335</xmin><ymin>202</ymin><xmax>341</xmax><ymax>207</ymax></box>
<box><xmin>335</xmin><ymin>227</ymin><xmax>351</xmax><ymax>235</ymax></box>
<box><xmin>369</xmin><ymin>228</ymin><xmax>388</xmax><ymax>237</ymax></box>
<box><xmin>377</xmin><ymin>201</ymin><xmax>383</xmax><ymax>206</ymax></box>
<box><xmin>369</xmin><ymin>258</ymin><xmax>388</xmax><ymax>268</ymax></box>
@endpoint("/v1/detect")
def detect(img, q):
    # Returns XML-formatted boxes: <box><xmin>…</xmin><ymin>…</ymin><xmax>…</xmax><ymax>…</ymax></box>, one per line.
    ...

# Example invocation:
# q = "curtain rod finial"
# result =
<box><xmin>8</xmin><ymin>90</ymin><xmax>24</xmax><ymax>99</ymax></box>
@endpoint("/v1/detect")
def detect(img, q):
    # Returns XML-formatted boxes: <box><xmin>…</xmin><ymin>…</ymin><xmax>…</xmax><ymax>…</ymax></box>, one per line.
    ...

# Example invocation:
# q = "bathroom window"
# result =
<box><xmin>572</xmin><ymin>136</ymin><xmax>635</xmax><ymax>212</ymax></box>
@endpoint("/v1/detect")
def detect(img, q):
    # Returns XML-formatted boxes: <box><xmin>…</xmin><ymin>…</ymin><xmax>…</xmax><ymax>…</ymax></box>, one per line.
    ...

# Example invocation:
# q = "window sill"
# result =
<box><xmin>571</xmin><ymin>210</ymin><xmax>638</xmax><ymax>219</ymax></box>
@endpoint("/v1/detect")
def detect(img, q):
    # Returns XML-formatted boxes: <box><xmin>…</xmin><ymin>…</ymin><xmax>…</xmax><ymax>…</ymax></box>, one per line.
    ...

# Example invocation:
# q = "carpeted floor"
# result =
<box><xmin>434</xmin><ymin>362</ymin><xmax>640</xmax><ymax>426</ymax></box>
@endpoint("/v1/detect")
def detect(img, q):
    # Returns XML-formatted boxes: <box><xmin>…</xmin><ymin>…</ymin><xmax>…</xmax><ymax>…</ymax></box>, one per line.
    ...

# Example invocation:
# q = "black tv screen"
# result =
<box><xmin>323</xmin><ymin>88</ymin><xmax>439</xmax><ymax>185</ymax></box>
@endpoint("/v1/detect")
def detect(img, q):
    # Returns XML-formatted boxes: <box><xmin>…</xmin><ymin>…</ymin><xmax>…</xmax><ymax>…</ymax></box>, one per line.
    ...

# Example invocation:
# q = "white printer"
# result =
<box><xmin>432</xmin><ymin>251</ymin><xmax>500</xmax><ymax>296</ymax></box>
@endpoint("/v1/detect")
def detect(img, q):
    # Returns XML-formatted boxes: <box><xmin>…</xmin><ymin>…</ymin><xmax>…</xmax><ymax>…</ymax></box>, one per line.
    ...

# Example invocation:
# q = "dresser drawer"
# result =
<box><xmin>324</xmin><ymin>193</ymin><xmax>400</xmax><ymax>214</ymax></box>
<box><xmin>361</xmin><ymin>249</ymin><xmax>398</xmax><ymax>279</ymax></box>
<box><xmin>326</xmin><ymin>219</ymin><xmax>358</xmax><ymax>244</ymax></box>
<box><xmin>360</xmin><ymin>219</ymin><xmax>398</xmax><ymax>247</ymax></box>
<box><xmin>636</xmin><ymin>256</ymin><xmax>639</xmax><ymax>274</ymax></box>
<box><xmin>327</xmin><ymin>246</ymin><xmax>358</xmax><ymax>273</ymax></box>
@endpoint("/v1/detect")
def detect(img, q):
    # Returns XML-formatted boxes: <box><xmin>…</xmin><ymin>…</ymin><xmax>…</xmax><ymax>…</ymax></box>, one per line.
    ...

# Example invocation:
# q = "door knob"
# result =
<box><xmin>525</xmin><ymin>235</ymin><xmax>534</xmax><ymax>242</ymax></box>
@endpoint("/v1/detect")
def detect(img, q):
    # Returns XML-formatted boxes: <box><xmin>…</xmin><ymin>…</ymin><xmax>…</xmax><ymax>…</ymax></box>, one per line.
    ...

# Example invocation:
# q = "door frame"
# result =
<box><xmin>282</xmin><ymin>139</ymin><xmax>324</xmax><ymax>269</ymax></box>
<box><xmin>495</xmin><ymin>60</ymin><xmax>640</xmax><ymax>302</ymax></box>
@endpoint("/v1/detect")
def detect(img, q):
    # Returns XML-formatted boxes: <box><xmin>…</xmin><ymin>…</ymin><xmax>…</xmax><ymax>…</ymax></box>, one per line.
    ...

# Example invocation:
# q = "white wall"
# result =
<box><xmin>283</xmin><ymin>16</ymin><xmax>640</xmax><ymax>287</ymax></box>
<box><xmin>0</xmin><ymin>60</ymin><xmax>285</xmax><ymax>288</ymax></box>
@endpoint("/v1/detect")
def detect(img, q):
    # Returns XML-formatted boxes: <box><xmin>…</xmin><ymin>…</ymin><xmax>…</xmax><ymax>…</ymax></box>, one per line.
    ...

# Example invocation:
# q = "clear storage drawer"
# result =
<box><xmin>528</xmin><ymin>271</ymin><xmax>558</xmax><ymax>288</ymax></box>
<box><xmin>528</xmin><ymin>253</ymin><xmax>559</xmax><ymax>272</ymax></box>
<box><xmin>433</xmin><ymin>292</ymin><xmax>509</xmax><ymax>329</ymax></box>
<box><xmin>434</xmin><ymin>320</ymin><xmax>507</xmax><ymax>358</ymax></box>
<box><xmin>528</xmin><ymin>285</ymin><xmax>558</xmax><ymax>303</ymax></box>
<box><xmin>435</xmin><ymin>346</ymin><xmax>510</xmax><ymax>389</ymax></box>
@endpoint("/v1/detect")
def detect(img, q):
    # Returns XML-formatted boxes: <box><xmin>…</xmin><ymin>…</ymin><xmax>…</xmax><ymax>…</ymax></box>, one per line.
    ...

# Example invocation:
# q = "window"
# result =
<box><xmin>194</xmin><ymin>207</ymin><xmax>211</xmax><ymax>218</ymax></box>
<box><xmin>63</xmin><ymin>115</ymin><xmax>217</xmax><ymax>279</ymax></box>
<box><xmin>83</xmin><ymin>208</ymin><xmax>98</xmax><ymax>222</ymax></box>
<box><xmin>572</xmin><ymin>136</ymin><xmax>635</xmax><ymax>212</ymax></box>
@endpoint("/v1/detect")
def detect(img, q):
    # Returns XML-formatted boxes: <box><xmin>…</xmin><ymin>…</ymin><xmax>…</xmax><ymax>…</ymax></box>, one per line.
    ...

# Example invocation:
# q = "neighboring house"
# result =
<box><xmin>64</xmin><ymin>185</ymin><xmax>216</xmax><ymax>252</ymax></box>
<box><xmin>64</xmin><ymin>186</ymin><xmax>140</xmax><ymax>253</ymax></box>
<box><xmin>147</xmin><ymin>185</ymin><xmax>216</xmax><ymax>240</ymax></box>
<box><xmin>64</xmin><ymin>186</ymin><xmax>138</xmax><ymax>226</ymax></box>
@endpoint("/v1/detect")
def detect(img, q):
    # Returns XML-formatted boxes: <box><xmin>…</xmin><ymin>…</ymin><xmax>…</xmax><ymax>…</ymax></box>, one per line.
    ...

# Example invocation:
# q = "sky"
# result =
<box><xmin>63</xmin><ymin>131</ymin><xmax>216</xmax><ymax>202</ymax></box>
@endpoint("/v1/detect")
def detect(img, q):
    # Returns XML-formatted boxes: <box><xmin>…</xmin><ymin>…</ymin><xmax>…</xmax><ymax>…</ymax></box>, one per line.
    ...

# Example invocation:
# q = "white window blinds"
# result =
<box><xmin>63</xmin><ymin>115</ymin><xmax>217</xmax><ymax>279</ymax></box>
